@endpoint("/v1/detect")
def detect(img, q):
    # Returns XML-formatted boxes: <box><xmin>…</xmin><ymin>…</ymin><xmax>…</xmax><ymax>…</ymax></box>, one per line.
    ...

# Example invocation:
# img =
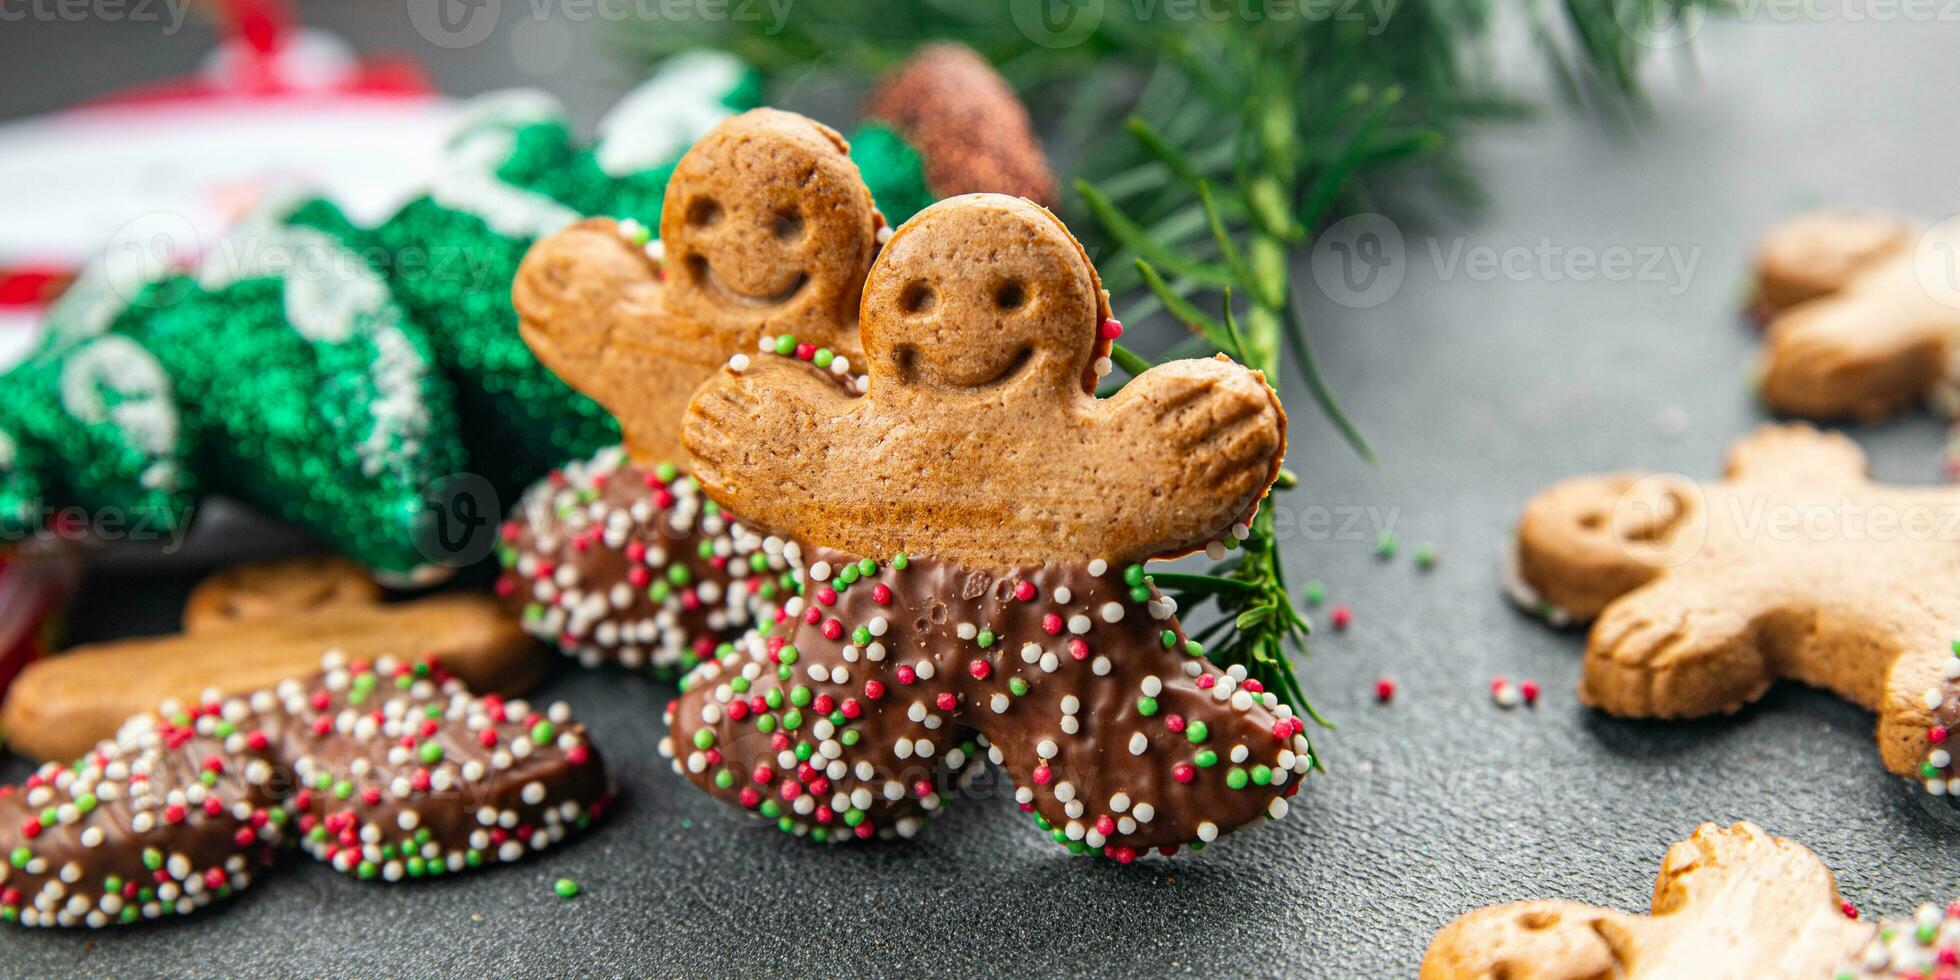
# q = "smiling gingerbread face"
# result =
<box><xmin>861</xmin><ymin>194</ymin><xmax>1106</xmax><ymax>397</ymax></box>
<box><xmin>660</xmin><ymin>108</ymin><xmax>878</xmax><ymax>351</ymax></box>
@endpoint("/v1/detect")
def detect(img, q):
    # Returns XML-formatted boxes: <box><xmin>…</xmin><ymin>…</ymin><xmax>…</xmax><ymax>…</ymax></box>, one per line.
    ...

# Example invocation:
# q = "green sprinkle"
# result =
<box><xmin>1009</xmin><ymin>677</ymin><xmax>1029</xmax><ymax>696</ymax></box>
<box><xmin>755</xmin><ymin>715</ymin><xmax>777</xmax><ymax>734</ymax></box>
<box><xmin>334</xmin><ymin>780</ymin><xmax>354</xmax><ymax>800</ymax></box>
<box><xmin>794</xmin><ymin>742</ymin><xmax>814</xmax><ymax>762</ymax></box>
<box><xmin>1194</xmin><ymin>749</ymin><xmax>1218</xmax><ymax>768</ymax></box>
<box><xmin>531</xmin><ymin>721</ymin><xmax>555</xmax><ymax>745</ymax></box>
<box><xmin>1183</xmin><ymin>640</ymin><xmax>1204</xmax><ymax>658</ymax></box>
<box><xmin>1926</xmin><ymin>761</ymin><xmax>1942</xmax><ymax>779</ymax></box>
<box><xmin>1187</xmin><ymin>721</ymin><xmax>1210</xmax><ymax>743</ymax></box>
<box><xmin>837</xmin><ymin>564</ymin><xmax>860</xmax><ymax>585</ymax></box>
<box><xmin>844</xmin><ymin>808</ymin><xmax>865</xmax><ymax>826</ymax></box>
<box><xmin>10</xmin><ymin>846</ymin><xmax>30</xmax><ymax>869</ymax></box>
<box><xmin>892</xmin><ymin>553</ymin><xmax>909</xmax><ymax>570</ymax></box>
<box><xmin>779</xmin><ymin>645</ymin><xmax>799</xmax><ymax>665</ymax></box>
<box><xmin>1160</xmin><ymin>630</ymin><xmax>1177</xmax><ymax>649</ymax></box>
<box><xmin>667</xmin><ymin>564</ymin><xmax>691</xmax><ymax>585</ymax></box>
<box><xmin>1303</xmin><ymin>580</ymin><xmax>1326</xmax><ymax>604</ymax></box>
<box><xmin>841</xmin><ymin>730</ymin><xmax>861</xmax><ymax>746</ymax></box>
<box><xmin>357</xmin><ymin>861</ymin><xmax>377</xmax><ymax>880</ymax></box>
<box><xmin>730</xmin><ymin>676</ymin><xmax>751</xmax><ymax>694</ymax></box>
<box><xmin>765</xmin><ymin>689</ymin><xmax>784</xmax><ymax>710</ymax></box>
<box><xmin>692</xmin><ymin>728</ymin><xmax>716</xmax><ymax>750</ymax></box>
<box><xmin>760</xmin><ymin>800</ymin><xmax>783</xmax><ymax>819</ymax></box>
<box><xmin>814</xmin><ymin>348</ymin><xmax>835</xmax><ymax>368</ymax></box>
<box><xmin>103</xmin><ymin>875</ymin><xmax>122</xmax><ymax>894</ymax></box>
<box><xmin>782</xmin><ymin>709</ymin><xmax>803</xmax><ymax>729</ymax></box>
<box><xmin>774</xmin><ymin>335</ymin><xmax>797</xmax><ymax>355</ymax></box>
<box><xmin>1374</xmin><ymin>531</ymin><xmax>1397</xmax><ymax>558</ymax></box>
<box><xmin>1129</xmin><ymin>586</ymin><xmax>1151</xmax><ymax>603</ymax></box>
<box><xmin>713</xmin><ymin>769</ymin><xmax>735</xmax><ymax>790</ymax></box>
<box><xmin>790</xmin><ymin>685</ymin><xmax>813</xmax><ymax>707</ymax></box>
<box><xmin>419</xmin><ymin>742</ymin><xmax>444</xmax><ymax>764</ymax></box>
<box><xmin>554</xmin><ymin>878</ymin><xmax>580</xmax><ymax>900</ymax></box>
<box><xmin>1226</xmin><ymin>767</ymin><xmax>1249</xmax><ymax>789</ymax></box>
<box><xmin>852</xmin><ymin>626</ymin><xmax>872</xmax><ymax>646</ymax></box>
<box><xmin>857</xmin><ymin>558</ymin><xmax>877</xmax><ymax>576</ymax></box>
<box><xmin>1123</xmin><ymin>564</ymin><xmax>1146</xmax><ymax>586</ymax></box>
<box><xmin>1137</xmin><ymin>696</ymin><xmax>1159</xmax><ymax>717</ymax></box>
<box><xmin>1252</xmin><ymin>764</ymin><xmax>1272</xmax><ymax>785</ymax></box>
<box><xmin>976</xmin><ymin>629</ymin><xmax>996</xmax><ymax>649</ymax></box>
<box><xmin>1414</xmin><ymin>544</ymin><xmax>1436</xmax><ymax>570</ymax></box>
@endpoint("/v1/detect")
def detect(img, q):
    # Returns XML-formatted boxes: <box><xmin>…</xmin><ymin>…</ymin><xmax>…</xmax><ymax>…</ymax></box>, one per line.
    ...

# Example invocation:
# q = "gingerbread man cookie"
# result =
<box><xmin>1749</xmin><ymin>210</ymin><xmax>1960</xmax><ymax>422</ymax></box>
<box><xmin>0</xmin><ymin>650</ymin><xmax>611</xmax><ymax>926</ymax></box>
<box><xmin>661</xmin><ymin>193</ymin><xmax>1298</xmax><ymax>858</ymax></box>
<box><xmin>501</xmin><ymin>108</ymin><xmax>885</xmax><ymax>673</ymax></box>
<box><xmin>1511</xmin><ymin>423</ymin><xmax>1960</xmax><ymax>792</ymax></box>
<box><xmin>1421</xmin><ymin>822</ymin><xmax>1888</xmax><ymax>979</ymax></box>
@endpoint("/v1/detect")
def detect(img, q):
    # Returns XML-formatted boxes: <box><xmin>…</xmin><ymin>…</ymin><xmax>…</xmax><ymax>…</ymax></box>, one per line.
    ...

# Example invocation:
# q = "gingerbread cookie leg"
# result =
<box><xmin>1422</xmin><ymin>822</ymin><xmax>1875</xmax><ymax>979</ymax></box>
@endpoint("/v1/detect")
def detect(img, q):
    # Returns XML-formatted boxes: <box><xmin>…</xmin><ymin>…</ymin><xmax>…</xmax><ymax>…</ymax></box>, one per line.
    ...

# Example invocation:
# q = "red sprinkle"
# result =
<box><xmin>1841</xmin><ymin>900</ymin><xmax>1859</xmax><ymax>919</ymax></box>
<box><xmin>1013</xmin><ymin>581</ymin><xmax>1037</xmax><ymax>601</ymax></box>
<box><xmin>935</xmin><ymin>692</ymin><xmax>958</xmax><ymax>712</ymax></box>
<box><xmin>1375</xmin><ymin>677</ymin><xmax>1396</xmax><ymax>703</ymax></box>
<box><xmin>1172</xmin><ymin>763</ymin><xmax>1196</xmax><ymax>784</ymax></box>
<box><xmin>968</xmin><ymin>659</ymin><xmax>991</xmax><ymax>680</ymax></box>
<box><xmin>1520</xmin><ymin>680</ymin><xmax>1541</xmax><ymax>706</ymax></box>
<box><xmin>1041</xmin><ymin>613</ymin><xmax>1063</xmax><ymax>635</ymax></box>
<box><xmin>1934</xmin><ymin>725</ymin><xmax>1950</xmax><ymax>745</ymax></box>
<box><xmin>1330</xmin><ymin>604</ymin><xmax>1353</xmax><ymax>630</ymax></box>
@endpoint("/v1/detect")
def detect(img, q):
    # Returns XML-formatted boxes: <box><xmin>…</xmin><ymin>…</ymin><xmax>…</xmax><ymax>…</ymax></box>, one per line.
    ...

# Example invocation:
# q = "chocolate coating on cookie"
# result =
<box><xmin>661</xmin><ymin>549</ymin><xmax>1309</xmax><ymax>857</ymax></box>
<box><xmin>280</xmin><ymin>655</ymin><xmax>611</xmax><ymax>880</ymax></box>
<box><xmin>0</xmin><ymin>710</ymin><xmax>286</xmax><ymax>926</ymax></box>
<box><xmin>499</xmin><ymin>446</ymin><xmax>798</xmax><ymax>676</ymax></box>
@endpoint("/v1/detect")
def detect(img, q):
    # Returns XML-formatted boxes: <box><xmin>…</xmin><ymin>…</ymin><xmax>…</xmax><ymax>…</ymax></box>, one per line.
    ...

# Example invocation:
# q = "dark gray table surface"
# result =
<box><xmin>9</xmin><ymin>8</ymin><xmax>1960</xmax><ymax>979</ymax></box>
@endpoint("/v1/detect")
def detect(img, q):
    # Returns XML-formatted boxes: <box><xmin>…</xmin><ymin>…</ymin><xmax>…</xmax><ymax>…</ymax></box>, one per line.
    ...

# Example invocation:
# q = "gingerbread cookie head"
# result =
<box><xmin>514</xmin><ymin>108</ymin><xmax>878</xmax><ymax>466</ymax></box>
<box><xmin>664</xmin><ymin>193</ymin><xmax>1300</xmax><ymax>859</ymax></box>
<box><xmin>861</xmin><ymin>193</ymin><xmax>1106</xmax><ymax>397</ymax></box>
<box><xmin>1513</xmin><ymin>471</ymin><xmax>1708</xmax><ymax>622</ymax></box>
<box><xmin>686</xmin><ymin>192</ymin><xmax>1284</xmax><ymax>567</ymax></box>
<box><xmin>1422</xmin><ymin>822</ymin><xmax>1874</xmax><ymax>979</ymax></box>
<box><xmin>1754</xmin><ymin>210</ymin><xmax>1918</xmax><ymax>317</ymax></box>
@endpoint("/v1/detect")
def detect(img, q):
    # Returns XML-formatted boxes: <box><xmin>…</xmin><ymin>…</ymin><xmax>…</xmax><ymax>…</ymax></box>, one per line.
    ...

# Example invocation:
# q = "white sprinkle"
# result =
<box><xmin>1067</xmin><ymin>615</ymin><xmax>1091</xmax><ymax>635</ymax></box>
<box><xmin>521</xmin><ymin>781</ymin><xmax>546</xmax><ymax>805</ymax></box>
<box><xmin>914</xmin><ymin>660</ymin><xmax>935</xmax><ymax>680</ymax></box>
<box><xmin>1230</xmin><ymin>744</ymin><xmax>1249</xmax><ymax>764</ymax></box>
<box><xmin>1037</xmin><ymin>739</ymin><xmax>1058</xmax><ymax>759</ymax></box>
<box><xmin>1128</xmin><ymin>732</ymin><xmax>1148</xmax><ymax>755</ymax></box>
<box><xmin>956</xmin><ymin>623</ymin><xmax>977</xmax><ymax>640</ymax></box>
<box><xmin>991</xmin><ymin>694</ymin><xmax>1010</xmax><ymax>714</ymax></box>
<box><xmin>1054</xmin><ymin>782</ymin><xmax>1076</xmax><ymax>803</ymax></box>
<box><xmin>728</xmin><ymin>353</ymin><xmax>751</xmax><ymax>373</ymax></box>
<box><xmin>1039</xmin><ymin>652</ymin><xmax>1059</xmax><ymax>673</ymax></box>
<box><xmin>1494</xmin><ymin>682</ymin><xmax>1523</xmax><ymax>709</ymax></box>
<box><xmin>1205</xmin><ymin>541</ymin><xmax>1227</xmax><ymax>561</ymax></box>
<box><xmin>1197</xmin><ymin>821</ymin><xmax>1218</xmax><ymax>843</ymax></box>
<box><xmin>1092</xmin><ymin>656</ymin><xmax>1111</xmax><ymax>676</ymax></box>
<box><xmin>1088</xmin><ymin>559</ymin><xmax>1108</xmax><ymax>576</ymax></box>
<box><xmin>1109</xmin><ymin>792</ymin><xmax>1130</xmax><ymax>813</ymax></box>
<box><xmin>1133</xmin><ymin>803</ymin><xmax>1155</xmax><ymax>824</ymax></box>
<box><xmin>1020</xmin><ymin>643</ymin><xmax>1043</xmax><ymax>664</ymax></box>
<box><xmin>1140</xmin><ymin>676</ymin><xmax>1162</xmax><ymax>698</ymax></box>
<box><xmin>809</xmin><ymin>561</ymin><xmax>832</xmax><ymax>582</ymax></box>
<box><xmin>1268</xmin><ymin>797</ymin><xmax>1289</xmax><ymax>820</ymax></box>
<box><xmin>1100</xmin><ymin>602</ymin><xmax>1125</xmax><ymax>624</ymax></box>
<box><xmin>1053</xmin><ymin>586</ymin><xmax>1073</xmax><ymax>604</ymax></box>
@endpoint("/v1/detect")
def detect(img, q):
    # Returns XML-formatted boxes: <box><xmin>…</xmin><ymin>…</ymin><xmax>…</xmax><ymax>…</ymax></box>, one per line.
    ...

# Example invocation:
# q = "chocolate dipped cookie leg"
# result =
<box><xmin>0</xmin><ymin>708</ymin><xmax>288</xmax><ymax>926</ymax></box>
<box><xmin>663</xmin><ymin>551</ymin><xmax>1309</xmax><ymax>857</ymax></box>
<box><xmin>278</xmin><ymin>654</ymin><xmax>612</xmax><ymax>881</ymax></box>
<box><xmin>500</xmin><ymin>446</ymin><xmax>798</xmax><ymax>675</ymax></box>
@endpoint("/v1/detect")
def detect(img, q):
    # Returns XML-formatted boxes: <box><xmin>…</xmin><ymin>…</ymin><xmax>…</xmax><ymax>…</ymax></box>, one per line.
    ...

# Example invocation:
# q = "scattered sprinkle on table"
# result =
<box><xmin>1414</xmin><ymin>544</ymin><xmax>1436</xmax><ymax>570</ymax></box>
<box><xmin>1374</xmin><ymin>532</ymin><xmax>1397</xmax><ymax>559</ymax></box>
<box><xmin>554</xmin><ymin>878</ymin><xmax>580</xmax><ymax>900</ymax></box>
<box><xmin>1375</xmin><ymin>677</ymin><xmax>1396</xmax><ymax>703</ymax></box>
<box><xmin>1330</xmin><ymin>604</ymin><xmax>1353</xmax><ymax>631</ymax></box>
<box><xmin>1303</xmin><ymin>580</ymin><xmax>1326</xmax><ymax>605</ymax></box>
<box><xmin>1491</xmin><ymin>677</ymin><xmax>1522</xmax><ymax>709</ymax></box>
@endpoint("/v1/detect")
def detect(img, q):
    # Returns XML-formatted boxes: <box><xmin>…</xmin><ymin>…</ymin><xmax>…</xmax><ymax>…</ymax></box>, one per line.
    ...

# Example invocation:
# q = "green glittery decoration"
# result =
<box><xmin>847</xmin><ymin>121</ymin><xmax>937</xmax><ymax>225</ymax></box>
<box><xmin>0</xmin><ymin>199</ymin><xmax>462</xmax><ymax>580</ymax></box>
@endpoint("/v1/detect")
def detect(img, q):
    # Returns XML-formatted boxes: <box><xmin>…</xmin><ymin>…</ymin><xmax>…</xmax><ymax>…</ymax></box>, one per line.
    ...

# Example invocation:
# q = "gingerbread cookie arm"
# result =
<box><xmin>682</xmin><ymin>355</ymin><xmax>864</xmax><ymax>540</ymax></box>
<box><xmin>1091</xmin><ymin>355</ymin><xmax>1287</xmax><ymax>559</ymax></box>
<box><xmin>1579</xmin><ymin>566</ymin><xmax>1778</xmax><ymax>718</ymax></box>
<box><xmin>1423</xmin><ymin>823</ymin><xmax>1872</xmax><ymax>980</ymax></box>
<box><xmin>514</xmin><ymin>217</ymin><xmax>684</xmax><ymax>464</ymax></box>
<box><xmin>1721</xmin><ymin>422</ymin><xmax>1868</xmax><ymax>485</ymax></box>
<box><xmin>1752</xmin><ymin>211</ymin><xmax>1917</xmax><ymax>316</ymax></box>
<box><xmin>1759</xmin><ymin>263</ymin><xmax>1959</xmax><ymax>422</ymax></box>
